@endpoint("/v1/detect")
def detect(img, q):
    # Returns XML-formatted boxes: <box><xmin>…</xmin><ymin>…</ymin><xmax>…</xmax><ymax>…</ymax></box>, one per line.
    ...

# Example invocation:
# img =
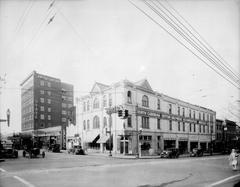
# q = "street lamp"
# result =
<box><xmin>137</xmin><ymin>127</ymin><xmax>142</xmax><ymax>158</ymax></box>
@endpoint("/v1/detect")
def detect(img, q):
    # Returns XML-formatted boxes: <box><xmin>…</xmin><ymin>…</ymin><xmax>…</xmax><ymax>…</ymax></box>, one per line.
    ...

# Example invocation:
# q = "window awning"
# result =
<box><xmin>97</xmin><ymin>134</ymin><xmax>109</xmax><ymax>143</ymax></box>
<box><xmin>84</xmin><ymin>133</ymin><xmax>100</xmax><ymax>143</ymax></box>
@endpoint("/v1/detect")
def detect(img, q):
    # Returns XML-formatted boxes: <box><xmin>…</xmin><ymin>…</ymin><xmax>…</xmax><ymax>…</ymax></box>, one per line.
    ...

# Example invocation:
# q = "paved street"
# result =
<box><xmin>1</xmin><ymin>151</ymin><xmax>240</xmax><ymax>187</ymax></box>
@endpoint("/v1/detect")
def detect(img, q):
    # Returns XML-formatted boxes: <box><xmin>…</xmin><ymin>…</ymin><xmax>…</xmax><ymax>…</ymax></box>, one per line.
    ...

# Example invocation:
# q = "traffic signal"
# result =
<box><xmin>118</xmin><ymin>110</ymin><xmax>123</xmax><ymax>117</ymax></box>
<box><xmin>124</xmin><ymin>110</ymin><xmax>128</xmax><ymax>118</ymax></box>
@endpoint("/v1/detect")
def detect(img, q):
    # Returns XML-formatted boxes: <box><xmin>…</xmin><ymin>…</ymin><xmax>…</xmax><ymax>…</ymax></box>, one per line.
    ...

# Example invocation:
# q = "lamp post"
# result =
<box><xmin>137</xmin><ymin>127</ymin><xmax>142</xmax><ymax>158</ymax></box>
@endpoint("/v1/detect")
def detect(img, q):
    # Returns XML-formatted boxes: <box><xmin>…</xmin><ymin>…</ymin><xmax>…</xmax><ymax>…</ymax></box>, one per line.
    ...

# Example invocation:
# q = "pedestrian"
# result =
<box><xmin>229</xmin><ymin>149</ymin><xmax>239</xmax><ymax>171</ymax></box>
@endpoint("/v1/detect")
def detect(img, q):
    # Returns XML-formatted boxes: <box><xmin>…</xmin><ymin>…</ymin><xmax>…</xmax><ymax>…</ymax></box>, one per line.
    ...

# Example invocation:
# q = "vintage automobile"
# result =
<box><xmin>160</xmin><ymin>148</ymin><xmax>180</xmax><ymax>158</ymax></box>
<box><xmin>190</xmin><ymin>148</ymin><xmax>204</xmax><ymax>157</ymax></box>
<box><xmin>68</xmin><ymin>145</ymin><xmax>85</xmax><ymax>155</ymax></box>
<box><xmin>0</xmin><ymin>140</ymin><xmax>18</xmax><ymax>158</ymax></box>
<box><xmin>48</xmin><ymin>144</ymin><xmax>61</xmax><ymax>153</ymax></box>
<box><xmin>22</xmin><ymin>135</ymin><xmax>45</xmax><ymax>158</ymax></box>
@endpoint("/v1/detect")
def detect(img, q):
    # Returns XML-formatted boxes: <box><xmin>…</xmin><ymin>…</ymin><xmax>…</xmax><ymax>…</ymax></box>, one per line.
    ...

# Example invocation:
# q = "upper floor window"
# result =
<box><xmin>93</xmin><ymin>98</ymin><xmax>100</xmax><ymax>109</ymax></box>
<box><xmin>157</xmin><ymin>99</ymin><xmax>160</xmax><ymax>110</ymax></box>
<box><xmin>103</xmin><ymin>117</ymin><xmax>107</xmax><ymax>128</ymax></box>
<box><xmin>103</xmin><ymin>95</ymin><xmax>107</xmax><ymax>107</ymax></box>
<box><xmin>169</xmin><ymin>104</ymin><xmax>172</xmax><ymax>114</ymax></box>
<box><xmin>47</xmin><ymin>99</ymin><xmax>51</xmax><ymax>104</ymax></box>
<box><xmin>109</xmin><ymin>94</ymin><xmax>112</xmax><ymax>107</ymax></box>
<box><xmin>169</xmin><ymin>120</ymin><xmax>172</xmax><ymax>131</ymax></box>
<box><xmin>127</xmin><ymin>115</ymin><xmax>132</xmax><ymax>127</ymax></box>
<box><xmin>83</xmin><ymin>120</ymin><xmax>86</xmax><ymax>130</ymax></box>
<box><xmin>87</xmin><ymin>120</ymin><xmax>90</xmax><ymax>130</ymax></box>
<box><xmin>40</xmin><ymin>90</ymin><xmax>44</xmax><ymax>95</ymax></box>
<box><xmin>47</xmin><ymin>82</ymin><xmax>51</xmax><ymax>87</ymax></box>
<box><xmin>142</xmin><ymin>116</ymin><xmax>149</xmax><ymax>129</ymax></box>
<box><xmin>183</xmin><ymin>122</ymin><xmax>185</xmax><ymax>132</ymax></box>
<box><xmin>190</xmin><ymin>123</ymin><xmax>192</xmax><ymax>132</ymax></box>
<box><xmin>40</xmin><ymin>98</ymin><xmax>44</xmax><ymax>103</ymax></box>
<box><xmin>93</xmin><ymin>116</ymin><xmax>100</xmax><ymax>129</ymax></box>
<box><xmin>47</xmin><ymin>91</ymin><xmax>51</xmax><ymax>96</ymax></box>
<box><xmin>40</xmin><ymin>114</ymin><xmax>45</xmax><ymax>120</ymax></box>
<box><xmin>178</xmin><ymin>107</ymin><xmax>180</xmax><ymax>115</ymax></box>
<box><xmin>199</xmin><ymin>124</ymin><xmax>201</xmax><ymax>133</ymax></box>
<box><xmin>178</xmin><ymin>121</ymin><xmax>181</xmax><ymax>131</ymax></box>
<box><xmin>193</xmin><ymin>111</ymin><xmax>196</xmax><ymax>119</ymax></box>
<box><xmin>183</xmin><ymin>108</ymin><xmax>185</xmax><ymax>117</ymax></box>
<box><xmin>40</xmin><ymin>106</ymin><xmax>44</xmax><ymax>112</ymax></box>
<box><xmin>83</xmin><ymin>102</ymin><xmax>86</xmax><ymax>112</ymax></box>
<box><xmin>157</xmin><ymin>118</ymin><xmax>161</xmax><ymax>129</ymax></box>
<box><xmin>189</xmin><ymin>109</ymin><xmax>191</xmax><ymax>118</ymax></box>
<box><xmin>203</xmin><ymin>113</ymin><xmax>205</xmax><ymax>121</ymax></box>
<box><xmin>194</xmin><ymin>123</ymin><xmax>196</xmax><ymax>132</ymax></box>
<box><xmin>142</xmin><ymin>95</ymin><xmax>149</xmax><ymax>107</ymax></box>
<box><xmin>127</xmin><ymin>91</ymin><xmax>132</xmax><ymax>103</ymax></box>
<box><xmin>40</xmin><ymin>80</ymin><xmax>44</xmax><ymax>86</ymax></box>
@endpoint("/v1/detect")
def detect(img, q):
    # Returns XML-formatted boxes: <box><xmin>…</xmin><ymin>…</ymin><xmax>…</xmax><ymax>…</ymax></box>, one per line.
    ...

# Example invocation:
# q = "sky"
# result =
<box><xmin>0</xmin><ymin>0</ymin><xmax>239</xmax><ymax>134</ymax></box>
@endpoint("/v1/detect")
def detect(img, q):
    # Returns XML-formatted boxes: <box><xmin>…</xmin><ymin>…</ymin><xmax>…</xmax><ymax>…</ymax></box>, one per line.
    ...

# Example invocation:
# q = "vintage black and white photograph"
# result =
<box><xmin>0</xmin><ymin>0</ymin><xmax>239</xmax><ymax>186</ymax></box>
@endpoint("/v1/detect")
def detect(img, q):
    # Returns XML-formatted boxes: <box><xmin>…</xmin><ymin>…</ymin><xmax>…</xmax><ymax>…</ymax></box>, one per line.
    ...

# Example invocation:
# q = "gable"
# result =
<box><xmin>90</xmin><ymin>82</ymin><xmax>109</xmax><ymax>94</ymax></box>
<box><xmin>135</xmin><ymin>79</ymin><xmax>153</xmax><ymax>92</ymax></box>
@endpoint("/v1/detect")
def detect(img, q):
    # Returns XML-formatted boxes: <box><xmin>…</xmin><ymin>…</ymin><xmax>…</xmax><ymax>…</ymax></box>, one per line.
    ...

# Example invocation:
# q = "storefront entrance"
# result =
<box><xmin>164</xmin><ymin>140</ymin><xmax>176</xmax><ymax>150</ymax></box>
<box><xmin>120</xmin><ymin>141</ymin><xmax>129</xmax><ymax>154</ymax></box>
<box><xmin>190</xmin><ymin>142</ymin><xmax>198</xmax><ymax>151</ymax></box>
<box><xmin>179</xmin><ymin>141</ymin><xmax>188</xmax><ymax>154</ymax></box>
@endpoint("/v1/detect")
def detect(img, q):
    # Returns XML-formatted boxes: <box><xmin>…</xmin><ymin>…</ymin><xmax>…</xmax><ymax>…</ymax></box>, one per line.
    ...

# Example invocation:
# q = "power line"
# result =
<box><xmin>144</xmin><ymin>0</ymin><xmax>239</xmax><ymax>87</ymax></box>
<box><xmin>128</xmin><ymin>0</ymin><xmax>240</xmax><ymax>90</ymax></box>
<box><xmin>164</xmin><ymin>0</ymin><xmax>240</xmax><ymax>79</ymax></box>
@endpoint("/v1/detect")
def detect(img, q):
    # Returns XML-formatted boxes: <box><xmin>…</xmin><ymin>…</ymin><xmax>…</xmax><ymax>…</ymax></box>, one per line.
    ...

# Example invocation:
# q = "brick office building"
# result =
<box><xmin>20</xmin><ymin>71</ymin><xmax>74</xmax><ymax>149</ymax></box>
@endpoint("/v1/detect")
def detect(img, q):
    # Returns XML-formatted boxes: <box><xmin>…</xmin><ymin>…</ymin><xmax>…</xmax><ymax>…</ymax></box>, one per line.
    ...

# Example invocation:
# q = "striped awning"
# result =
<box><xmin>84</xmin><ymin>133</ymin><xmax>100</xmax><ymax>143</ymax></box>
<box><xmin>97</xmin><ymin>135</ymin><xmax>109</xmax><ymax>143</ymax></box>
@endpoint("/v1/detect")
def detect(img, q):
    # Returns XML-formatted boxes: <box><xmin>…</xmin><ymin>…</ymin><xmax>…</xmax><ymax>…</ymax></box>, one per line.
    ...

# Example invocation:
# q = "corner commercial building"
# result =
<box><xmin>77</xmin><ymin>79</ymin><xmax>216</xmax><ymax>155</ymax></box>
<box><xmin>20</xmin><ymin>71</ymin><xmax>74</xmax><ymax>149</ymax></box>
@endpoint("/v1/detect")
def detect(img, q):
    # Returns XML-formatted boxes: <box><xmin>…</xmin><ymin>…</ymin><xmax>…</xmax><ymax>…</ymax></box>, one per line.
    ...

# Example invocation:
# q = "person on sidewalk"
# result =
<box><xmin>229</xmin><ymin>149</ymin><xmax>239</xmax><ymax>171</ymax></box>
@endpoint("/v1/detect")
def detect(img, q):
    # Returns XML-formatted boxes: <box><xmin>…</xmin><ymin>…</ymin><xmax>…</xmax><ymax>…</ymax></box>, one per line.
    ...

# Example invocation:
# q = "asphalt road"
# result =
<box><xmin>1</xmin><ymin>151</ymin><xmax>240</xmax><ymax>187</ymax></box>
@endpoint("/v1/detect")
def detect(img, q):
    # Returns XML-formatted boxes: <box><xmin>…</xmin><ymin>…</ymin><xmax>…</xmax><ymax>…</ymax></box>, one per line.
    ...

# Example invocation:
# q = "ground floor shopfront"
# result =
<box><xmin>82</xmin><ymin>130</ymin><xmax>214</xmax><ymax>155</ymax></box>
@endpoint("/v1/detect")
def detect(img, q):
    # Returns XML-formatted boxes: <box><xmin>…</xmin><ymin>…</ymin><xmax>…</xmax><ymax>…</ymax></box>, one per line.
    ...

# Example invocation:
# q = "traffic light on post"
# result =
<box><xmin>118</xmin><ymin>110</ymin><xmax>123</xmax><ymax>117</ymax></box>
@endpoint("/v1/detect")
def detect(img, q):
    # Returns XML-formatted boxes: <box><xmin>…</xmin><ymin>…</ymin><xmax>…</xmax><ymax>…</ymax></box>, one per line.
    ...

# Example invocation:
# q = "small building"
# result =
<box><xmin>77</xmin><ymin>79</ymin><xmax>216</xmax><ymax>155</ymax></box>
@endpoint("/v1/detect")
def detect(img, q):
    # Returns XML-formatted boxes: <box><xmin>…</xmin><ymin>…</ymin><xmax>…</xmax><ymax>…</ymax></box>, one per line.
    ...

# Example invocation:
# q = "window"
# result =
<box><xmin>83</xmin><ymin>102</ymin><xmax>86</xmax><ymax>112</ymax></box>
<box><xmin>183</xmin><ymin>108</ymin><xmax>185</xmax><ymax>117</ymax></box>
<box><xmin>47</xmin><ymin>91</ymin><xmax>51</xmax><ymax>96</ymax></box>
<box><xmin>142</xmin><ymin>95</ymin><xmax>149</xmax><ymax>107</ymax></box>
<box><xmin>47</xmin><ymin>82</ymin><xmax>51</xmax><ymax>87</ymax></box>
<box><xmin>194</xmin><ymin>124</ymin><xmax>196</xmax><ymax>132</ymax></box>
<box><xmin>157</xmin><ymin>118</ymin><xmax>161</xmax><ymax>129</ymax></box>
<box><xmin>142</xmin><ymin>116</ymin><xmax>149</xmax><ymax>129</ymax></box>
<box><xmin>109</xmin><ymin>94</ymin><xmax>112</xmax><ymax>107</ymax></box>
<box><xmin>62</xmin><ymin>103</ymin><xmax>67</xmax><ymax>108</ymax></box>
<box><xmin>40</xmin><ymin>98</ymin><xmax>44</xmax><ymax>103</ymax></box>
<box><xmin>183</xmin><ymin>122</ymin><xmax>185</xmax><ymax>132</ymax></box>
<box><xmin>93</xmin><ymin>115</ymin><xmax>100</xmax><ymax>129</ymax></box>
<box><xmin>48</xmin><ymin>107</ymin><xmax>51</xmax><ymax>112</ymax></box>
<box><xmin>40</xmin><ymin>106</ymin><xmax>44</xmax><ymax>112</ymax></box>
<box><xmin>62</xmin><ymin>118</ymin><xmax>67</xmax><ymax>122</ymax></box>
<box><xmin>169</xmin><ymin>120</ymin><xmax>172</xmax><ymax>131</ymax></box>
<box><xmin>169</xmin><ymin>104</ymin><xmax>172</xmax><ymax>114</ymax></box>
<box><xmin>83</xmin><ymin>120</ymin><xmax>86</xmax><ymax>130</ymax></box>
<box><xmin>189</xmin><ymin>123</ymin><xmax>192</xmax><ymax>132</ymax></box>
<box><xmin>178</xmin><ymin>107</ymin><xmax>180</xmax><ymax>116</ymax></box>
<box><xmin>62</xmin><ymin>110</ymin><xmax>67</xmax><ymax>115</ymax></box>
<box><xmin>189</xmin><ymin>109</ymin><xmax>191</xmax><ymax>118</ymax></box>
<box><xmin>48</xmin><ymin>115</ymin><xmax>51</xmax><ymax>120</ymax></box>
<box><xmin>47</xmin><ymin>99</ymin><xmax>51</xmax><ymax>104</ymax></box>
<box><xmin>127</xmin><ymin>115</ymin><xmax>132</xmax><ymax>127</ymax></box>
<box><xmin>93</xmin><ymin>98</ymin><xmax>100</xmax><ymax>109</ymax></box>
<box><xmin>103</xmin><ymin>117</ymin><xmax>107</xmax><ymax>128</ymax></box>
<box><xmin>178</xmin><ymin>121</ymin><xmax>181</xmax><ymax>131</ymax></box>
<box><xmin>199</xmin><ymin>124</ymin><xmax>201</xmax><ymax>133</ymax></box>
<box><xmin>40</xmin><ymin>114</ymin><xmax>45</xmax><ymax>120</ymax></box>
<box><xmin>87</xmin><ymin>120</ymin><xmax>90</xmax><ymax>130</ymax></box>
<box><xmin>157</xmin><ymin>99</ymin><xmax>160</xmax><ymax>110</ymax></box>
<box><xmin>127</xmin><ymin>91</ymin><xmax>132</xmax><ymax>103</ymax></box>
<box><xmin>40</xmin><ymin>80</ymin><xmax>44</xmax><ymax>86</ymax></box>
<box><xmin>193</xmin><ymin>111</ymin><xmax>196</xmax><ymax>119</ymax></box>
<box><xmin>40</xmin><ymin>90</ymin><xmax>44</xmax><ymax>95</ymax></box>
<box><xmin>203</xmin><ymin>113</ymin><xmax>205</xmax><ymax>121</ymax></box>
<box><xmin>199</xmin><ymin>112</ymin><xmax>201</xmax><ymax>120</ymax></box>
<box><xmin>203</xmin><ymin>125</ymin><xmax>205</xmax><ymax>133</ymax></box>
<box><xmin>103</xmin><ymin>95</ymin><xmax>107</xmax><ymax>107</ymax></box>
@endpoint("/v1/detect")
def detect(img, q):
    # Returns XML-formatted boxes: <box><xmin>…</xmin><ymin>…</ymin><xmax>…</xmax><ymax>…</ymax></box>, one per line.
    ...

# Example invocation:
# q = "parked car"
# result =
<box><xmin>49</xmin><ymin>144</ymin><xmax>60</xmax><ymax>153</ymax></box>
<box><xmin>190</xmin><ymin>148</ymin><xmax>204</xmax><ymax>157</ymax></box>
<box><xmin>68</xmin><ymin>145</ymin><xmax>85</xmax><ymax>155</ymax></box>
<box><xmin>160</xmin><ymin>148</ymin><xmax>180</xmax><ymax>158</ymax></box>
<box><xmin>0</xmin><ymin>140</ymin><xmax>18</xmax><ymax>158</ymax></box>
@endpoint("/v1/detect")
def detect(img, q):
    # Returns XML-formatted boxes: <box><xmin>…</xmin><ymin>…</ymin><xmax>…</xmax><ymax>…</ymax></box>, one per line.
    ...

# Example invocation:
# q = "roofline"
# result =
<box><xmin>20</xmin><ymin>71</ymin><xmax>36</xmax><ymax>86</ymax></box>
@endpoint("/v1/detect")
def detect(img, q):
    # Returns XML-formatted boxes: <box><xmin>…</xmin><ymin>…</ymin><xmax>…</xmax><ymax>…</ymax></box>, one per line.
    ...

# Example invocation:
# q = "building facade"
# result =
<box><xmin>20</xmin><ymin>71</ymin><xmax>74</xmax><ymax>149</ymax></box>
<box><xmin>77</xmin><ymin>79</ymin><xmax>216</xmax><ymax>155</ymax></box>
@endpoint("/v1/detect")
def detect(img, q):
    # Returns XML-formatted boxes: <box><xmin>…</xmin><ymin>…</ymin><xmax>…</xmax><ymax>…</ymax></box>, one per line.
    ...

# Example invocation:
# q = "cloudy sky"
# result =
<box><xmin>0</xmin><ymin>0</ymin><xmax>239</xmax><ymax>134</ymax></box>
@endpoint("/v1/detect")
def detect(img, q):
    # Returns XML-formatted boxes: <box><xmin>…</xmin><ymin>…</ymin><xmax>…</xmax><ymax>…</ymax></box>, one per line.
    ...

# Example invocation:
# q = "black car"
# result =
<box><xmin>160</xmin><ymin>148</ymin><xmax>180</xmax><ymax>158</ymax></box>
<box><xmin>0</xmin><ymin>141</ymin><xmax>18</xmax><ymax>158</ymax></box>
<box><xmin>68</xmin><ymin>145</ymin><xmax>85</xmax><ymax>155</ymax></box>
<box><xmin>49</xmin><ymin>144</ymin><xmax>61</xmax><ymax>153</ymax></box>
<box><xmin>190</xmin><ymin>148</ymin><xmax>204</xmax><ymax>157</ymax></box>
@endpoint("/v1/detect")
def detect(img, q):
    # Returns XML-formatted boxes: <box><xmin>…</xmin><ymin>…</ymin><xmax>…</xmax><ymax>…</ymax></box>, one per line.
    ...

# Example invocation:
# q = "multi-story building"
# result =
<box><xmin>77</xmin><ymin>79</ymin><xmax>216</xmax><ymax>155</ymax></box>
<box><xmin>20</xmin><ymin>71</ymin><xmax>74</xmax><ymax>149</ymax></box>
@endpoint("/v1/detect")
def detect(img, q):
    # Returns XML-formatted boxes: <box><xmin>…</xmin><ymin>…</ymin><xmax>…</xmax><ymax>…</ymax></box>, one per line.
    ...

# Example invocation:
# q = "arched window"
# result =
<box><xmin>157</xmin><ymin>99</ymin><xmax>160</xmax><ymax>110</ymax></box>
<box><xmin>93</xmin><ymin>116</ymin><xmax>100</xmax><ymax>129</ymax></box>
<box><xmin>87</xmin><ymin>120</ymin><xmax>90</xmax><ymax>130</ymax></box>
<box><xmin>127</xmin><ymin>91</ymin><xmax>132</xmax><ymax>103</ymax></box>
<box><xmin>103</xmin><ymin>95</ymin><xmax>107</xmax><ymax>107</ymax></box>
<box><xmin>93</xmin><ymin>98</ymin><xmax>99</xmax><ymax>109</ymax></box>
<box><xmin>83</xmin><ymin>120</ymin><xmax>86</xmax><ymax>130</ymax></box>
<box><xmin>103</xmin><ymin>117</ymin><xmax>107</xmax><ymax>128</ymax></box>
<box><xmin>142</xmin><ymin>95</ymin><xmax>149</xmax><ymax>107</ymax></box>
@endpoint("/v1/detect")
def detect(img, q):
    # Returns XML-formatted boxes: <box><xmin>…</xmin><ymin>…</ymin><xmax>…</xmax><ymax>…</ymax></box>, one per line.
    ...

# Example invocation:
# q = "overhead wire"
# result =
<box><xmin>164</xmin><ymin>0</ymin><xmax>240</xmax><ymax>79</ymax></box>
<box><xmin>128</xmin><ymin>0</ymin><xmax>240</xmax><ymax>90</ymax></box>
<box><xmin>144</xmin><ymin>0</ymin><xmax>239</xmax><ymax>88</ymax></box>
